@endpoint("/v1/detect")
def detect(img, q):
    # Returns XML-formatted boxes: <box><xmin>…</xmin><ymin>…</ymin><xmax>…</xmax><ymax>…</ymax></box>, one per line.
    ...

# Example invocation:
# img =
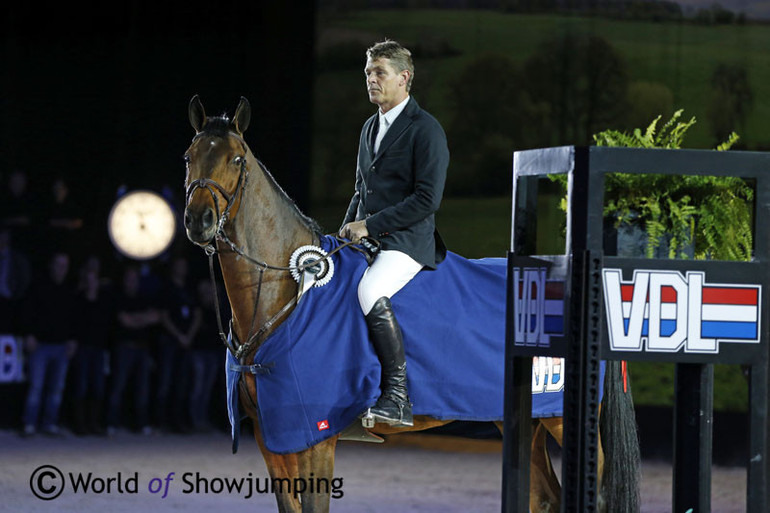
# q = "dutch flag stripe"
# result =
<box><xmin>702</xmin><ymin>304</ymin><xmax>758</xmax><ymax>322</ymax></box>
<box><xmin>701</xmin><ymin>286</ymin><xmax>758</xmax><ymax>339</ymax></box>
<box><xmin>702</xmin><ymin>286</ymin><xmax>758</xmax><ymax>305</ymax></box>
<box><xmin>619</xmin><ymin>285</ymin><xmax>758</xmax><ymax>339</ymax></box>
<box><xmin>701</xmin><ymin>321</ymin><xmax>758</xmax><ymax>339</ymax></box>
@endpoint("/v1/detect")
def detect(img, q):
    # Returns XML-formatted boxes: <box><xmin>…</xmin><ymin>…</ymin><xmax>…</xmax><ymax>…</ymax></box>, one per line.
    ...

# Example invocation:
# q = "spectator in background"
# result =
<box><xmin>71</xmin><ymin>257</ymin><xmax>114</xmax><ymax>435</ymax></box>
<box><xmin>45</xmin><ymin>177</ymin><xmax>84</xmax><ymax>263</ymax></box>
<box><xmin>21</xmin><ymin>252</ymin><xmax>77</xmax><ymax>437</ymax></box>
<box><xmin>0</xmin><ymin>227</ymin><xmax>31</xmax><ymax>334</ymax></box>
<box><xmin>189</xmin><ymin>278</ymin><xmax>224</xmax><ymax>432</ymax></box>
<box><xmin>106</xmin><ymin>266</ymin><xmax>159</xmax><ymax>436</ymax></box>
<box><xmin>0</xmin><ymin>169</ymin><xmax>38</xmax><ymax>258</ymax></box>
<box><xmin>156</xmin><ymin>256</ymin><xmax>200</xmax><ymax>433</ymax></box>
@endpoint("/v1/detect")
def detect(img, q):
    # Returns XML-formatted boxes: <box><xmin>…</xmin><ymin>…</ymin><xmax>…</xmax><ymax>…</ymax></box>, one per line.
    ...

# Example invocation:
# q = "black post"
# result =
<box><xmin>747</xmin><ymin>362</ymin><xmax>769</xmax><ymax>513</ymax></box>
<box><xmin>502</xmin><ymin>253</ymin><xmax>533</xmax><ymax>513</ymax></box>
<box><xmin>561</xmin><ymin>250</ymin><xmax>603</xmax><ymax>513</ymax></box>
<box><xmin>501</xmin><ymin>357</ymin><xmax>533</xmax><ymax>513</ymax></box>
<box><xmin>673</xmin><ymin>363</ymin><xmax>713</xmax><ymax>513</ymax></box>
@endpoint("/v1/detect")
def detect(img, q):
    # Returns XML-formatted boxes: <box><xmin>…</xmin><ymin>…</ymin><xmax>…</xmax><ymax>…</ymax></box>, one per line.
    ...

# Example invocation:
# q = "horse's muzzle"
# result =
<box><xmin>184</xmin><ymin>205</ymin><xmax>217</xmax><ymax>246</ymax></box>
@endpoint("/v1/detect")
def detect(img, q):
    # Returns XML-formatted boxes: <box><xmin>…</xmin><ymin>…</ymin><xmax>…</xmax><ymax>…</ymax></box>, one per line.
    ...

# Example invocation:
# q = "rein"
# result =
<box><xmin>186</xmin><ymin>137</ymin><xmax>369</xmax><ymax>363</ymax></box>
<box><xmin>206</xmin><ymin>237</ymin><xmax>365</xmax><ymax>362</ymax></box>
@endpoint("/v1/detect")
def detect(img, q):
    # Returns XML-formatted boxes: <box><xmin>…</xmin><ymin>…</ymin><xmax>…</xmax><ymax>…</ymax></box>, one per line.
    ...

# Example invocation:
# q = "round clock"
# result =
<box><xmin>108</xmin><ymin>190</ymin><xmax>177</xmax><ymax>260</ymax></box>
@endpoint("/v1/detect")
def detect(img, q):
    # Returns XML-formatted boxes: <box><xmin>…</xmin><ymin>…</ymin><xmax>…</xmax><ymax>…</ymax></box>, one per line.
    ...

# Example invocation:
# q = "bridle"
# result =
<box><xmin>185</xmin><ymin>131</ymin><xmax>251</xmax><ymax>257</ymax></box>
<box><xmin>185</xmin><ymin>131</ymin><xmax>365</xmax><ymax>364</ymax></box>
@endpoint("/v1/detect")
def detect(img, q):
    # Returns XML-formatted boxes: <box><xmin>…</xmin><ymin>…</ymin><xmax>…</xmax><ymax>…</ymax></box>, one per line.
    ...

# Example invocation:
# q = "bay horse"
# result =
<box><xmin>182</xmin><ymin>95</ymin><xmax>640</xmax><ymax>512</ymax></box>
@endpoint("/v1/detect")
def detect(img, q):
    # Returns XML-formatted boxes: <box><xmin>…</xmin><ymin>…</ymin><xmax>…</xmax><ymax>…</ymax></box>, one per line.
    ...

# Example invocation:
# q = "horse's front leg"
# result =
<box><xmin>295</xmin><ymin>435</ymin><xmax>339</xmax><ymax>513</ymax></box>
<box><xmin>252</xmin><ymin>422</ymin><xmax>301</xmax><ymax>512</ymax></box>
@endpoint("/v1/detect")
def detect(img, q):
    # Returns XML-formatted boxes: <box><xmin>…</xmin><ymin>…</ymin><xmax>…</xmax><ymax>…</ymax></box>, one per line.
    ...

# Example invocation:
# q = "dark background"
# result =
<box><xmin>1</xmin><ymin>2</ymin><xmax>316</xmax><ymax>267</ymax></box>
<box><xmin>1</xmin><ymin>1</ymin><xmax>762</xmax><ymax>444</ymax></box>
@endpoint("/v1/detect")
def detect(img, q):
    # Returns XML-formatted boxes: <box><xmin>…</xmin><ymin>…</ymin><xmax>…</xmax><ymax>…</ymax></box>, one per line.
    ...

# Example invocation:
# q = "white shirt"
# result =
<box><xmin>374</xmin><ymin>95</ymin><xmax>410</xmax><ymax>155</ymax></box>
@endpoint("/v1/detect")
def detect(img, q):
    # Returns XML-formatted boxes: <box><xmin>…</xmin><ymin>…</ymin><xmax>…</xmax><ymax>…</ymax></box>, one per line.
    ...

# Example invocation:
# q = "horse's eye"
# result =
<box><xmin>233</xmin><ymin>156</ymin><xmax>244</xmax><ymax>165</ymax></box>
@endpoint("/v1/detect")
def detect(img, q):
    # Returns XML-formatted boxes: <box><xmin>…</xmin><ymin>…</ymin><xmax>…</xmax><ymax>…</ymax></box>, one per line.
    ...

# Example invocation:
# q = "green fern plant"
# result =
<box><xmin>554</xmin><ymin>110</ymin><xmax>751</xmax><ymax>260</ymax></box>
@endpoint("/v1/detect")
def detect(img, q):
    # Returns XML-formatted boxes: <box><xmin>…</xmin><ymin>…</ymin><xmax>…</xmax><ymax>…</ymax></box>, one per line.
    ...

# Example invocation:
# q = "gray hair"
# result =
<box><xmin>366</xmin><ymin>40</ymin><xmax>414</xmax><ymax>92</ymax></box>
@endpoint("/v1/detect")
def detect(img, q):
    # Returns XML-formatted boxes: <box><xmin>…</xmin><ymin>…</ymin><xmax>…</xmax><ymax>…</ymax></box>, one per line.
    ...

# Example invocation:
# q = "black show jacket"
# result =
<box><xmin>342</xmin><ymin>97</ymin><xmax>449</xmax><ymax>269</ymax></box>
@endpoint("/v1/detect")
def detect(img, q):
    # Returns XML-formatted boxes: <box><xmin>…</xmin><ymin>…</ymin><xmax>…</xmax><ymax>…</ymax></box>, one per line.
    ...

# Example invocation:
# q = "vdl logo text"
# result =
<box><xmin>602</xmin><ymin>269</ymin><xmax>761</xmax><ymax>354</ymax></box>
<box><xmin>512</xmin><ymin>267</ymin><xmax>564</xmax><ymax>347</ymax></box>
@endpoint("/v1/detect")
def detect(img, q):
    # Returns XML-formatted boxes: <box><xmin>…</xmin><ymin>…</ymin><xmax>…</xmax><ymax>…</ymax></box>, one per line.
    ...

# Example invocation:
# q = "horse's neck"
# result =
<box><xmin>217</xmin><ymin>159</ymin><xmax>315</xmax><ymax>351</ymax></box>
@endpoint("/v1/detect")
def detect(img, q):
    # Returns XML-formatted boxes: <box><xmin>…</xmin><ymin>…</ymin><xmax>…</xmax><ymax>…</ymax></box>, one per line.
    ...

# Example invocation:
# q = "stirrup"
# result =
<box><xmin>361</xmin><ymin>408</ymin><xmax>376</xmax><ymax>428</ymax></box>
<box><xmin>360</xmin><ymin>406</ymin><xmax>414</xmax><ymax>428</ymax></box>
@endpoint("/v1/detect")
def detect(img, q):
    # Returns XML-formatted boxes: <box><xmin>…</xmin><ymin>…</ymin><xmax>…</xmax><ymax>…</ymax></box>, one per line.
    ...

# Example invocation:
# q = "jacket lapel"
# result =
<box><xmin>372</xmin><ymin>97</ymin><xmax>417</xmax><ymax>165</ymax></box>
<box><xmin>365</xmin><ymin>115</ymin><xmax>378</xmax><ymax>159</ymax></box>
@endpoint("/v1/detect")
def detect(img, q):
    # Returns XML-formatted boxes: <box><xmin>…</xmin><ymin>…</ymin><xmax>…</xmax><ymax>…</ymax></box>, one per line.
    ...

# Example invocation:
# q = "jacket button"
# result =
<box><xmin>371</xmin><ymin>165</ymin><xmax>375</xmax><ymax>172</ymax></box>
<box><xmin>367</xmin><ymin>189</ymin><xmax>373</xmax><ymax>194</ymax></box>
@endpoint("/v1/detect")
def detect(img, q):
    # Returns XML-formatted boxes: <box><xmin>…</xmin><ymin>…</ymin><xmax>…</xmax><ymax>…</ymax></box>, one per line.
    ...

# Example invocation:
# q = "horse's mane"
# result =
<box><xmin>200</xmin><ymin>115</ymin><xmax>324</xmax><ymax>237</ymax></box>
<box><xmin>257</xmin><ymin>159</ymin><xmax>324</xmax><ymax>237</ymax></box>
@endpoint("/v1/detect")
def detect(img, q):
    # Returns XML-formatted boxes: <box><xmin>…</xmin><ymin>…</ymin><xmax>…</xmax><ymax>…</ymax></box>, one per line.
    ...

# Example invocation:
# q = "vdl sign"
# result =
<box><xmin>510</xmin><ymin>266</ymin><xmax>565</xmax><ymax>348</ymax></box>
<box><xmin>511</xmin><ymin>263</ymin><xmax>762</xmax><ymax>356</ymax></box>
<box><xmin>505</xmin><ymin>146</ymin><xmax>770</xmax><ymax>513</ymax></box>
<box><xmin>603</xmin><ymin>269</ymin><xmax>761</xmax><ymax>354</ymax></box>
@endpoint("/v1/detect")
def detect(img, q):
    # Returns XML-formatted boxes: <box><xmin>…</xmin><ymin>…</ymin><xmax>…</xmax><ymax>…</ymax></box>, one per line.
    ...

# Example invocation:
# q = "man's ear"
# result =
<box><xmin>400</xmin><ymin>70</ymin><xmax>411</xmax><ymax>88</ymax></box>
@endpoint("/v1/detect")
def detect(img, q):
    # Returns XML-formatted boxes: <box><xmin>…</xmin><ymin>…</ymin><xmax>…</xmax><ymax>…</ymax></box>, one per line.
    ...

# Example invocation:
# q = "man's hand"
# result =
<box><xmin>339</xmin><ymin>220</ymin><xmax>369</xmax><ymax>243</ymax></box>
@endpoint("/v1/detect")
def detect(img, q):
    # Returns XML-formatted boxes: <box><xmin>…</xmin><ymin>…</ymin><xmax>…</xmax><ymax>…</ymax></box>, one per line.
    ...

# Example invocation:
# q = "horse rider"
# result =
<box><xmin>339</xmin><ymin>40</ymin><xmax>450</xmax><ymax>427</ymax></box>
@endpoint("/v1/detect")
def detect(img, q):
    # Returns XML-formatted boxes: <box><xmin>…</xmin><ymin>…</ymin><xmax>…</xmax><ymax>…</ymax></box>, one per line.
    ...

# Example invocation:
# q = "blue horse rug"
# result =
<box><xmin>226</xmin><ymin>235</ymin><xmax>603</xmax><ymax>454</ymax></box>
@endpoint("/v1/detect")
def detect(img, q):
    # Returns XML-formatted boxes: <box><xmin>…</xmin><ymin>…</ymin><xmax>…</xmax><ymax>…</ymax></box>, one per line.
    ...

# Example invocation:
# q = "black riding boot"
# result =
<box><xmin>365</xmin><ymin>297</ymin><xmax>413</xmax><ymax>427</ymax></box>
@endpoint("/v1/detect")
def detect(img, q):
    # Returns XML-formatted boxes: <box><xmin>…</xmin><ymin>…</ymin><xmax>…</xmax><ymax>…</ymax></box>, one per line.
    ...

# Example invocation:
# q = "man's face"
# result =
<box><xmin>365</xmin><ymin>57</ymin><xmax>408</xmax><ymax>113</ymax></box>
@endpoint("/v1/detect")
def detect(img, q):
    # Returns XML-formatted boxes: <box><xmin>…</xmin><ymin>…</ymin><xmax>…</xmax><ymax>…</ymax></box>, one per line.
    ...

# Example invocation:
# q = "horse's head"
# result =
<box><xmin>183</xmin><ymin>95</ymin><xmax>252</xmax><ymax>247</ymax></box>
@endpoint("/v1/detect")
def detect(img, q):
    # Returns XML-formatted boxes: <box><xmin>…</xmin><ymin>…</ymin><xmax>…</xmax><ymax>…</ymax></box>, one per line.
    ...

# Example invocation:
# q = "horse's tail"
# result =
<box><xmin>599</xmin><ymin>360</ymin><xmax>641</xmax><ymax>513</ymax></box>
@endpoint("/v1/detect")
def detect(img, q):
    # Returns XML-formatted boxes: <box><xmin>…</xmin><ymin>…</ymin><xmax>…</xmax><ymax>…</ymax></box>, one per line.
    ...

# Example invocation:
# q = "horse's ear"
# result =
<box><xmin>232</xmin><ymin>97</ymin><xmax>251</xmax><ymax>135</ymax></box>
<box><xmin>189</xmin><ymin>95</ymin><xmax>206</xmax><ymax>133</ymax></box>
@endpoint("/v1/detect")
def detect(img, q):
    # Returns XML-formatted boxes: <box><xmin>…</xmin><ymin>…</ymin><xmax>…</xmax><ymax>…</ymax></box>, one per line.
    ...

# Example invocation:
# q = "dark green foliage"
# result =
<box><xmin>708</xmin><ymin>63</ymin><xmax>753</xmax><ymax>146</ymax></box>
<box><xmin>694</xmin><ymin>4</ymin><xmax>738</xmax><ymax>25</ymax></box>
<box><xmin>446</xmin><ymin>54</ymin><xmax>548</xmax><ymax>195</ymax></box>
<box><xmin>628</xmin><ymin>362</ymin><xmax>748</xmax><ymax>412</ymax></box>
<box><xmin>593</xmin><ymin>111</ymin><xmax>752</xmax><ymax>413</ymax></box>
<box><xmin>317</xmin><ymin>41</ymin><xmax>369</xmax><ymax>72</ymax></box>
<box><xmin>410</xmin><ymin>35</ymin><xmax>462</xmax><ymax>59</ymax></box>
<box><xmin>523</xmin><ymin>32</ymin><xmax>629</xmax><ymax>147</ymax></box>
<box><xmin>445</xmin><ymin>33</ymin><xmax>628</xmax><ymax>196</ymax></box>
<box><xmin>622</xmin><ymin>81</ymin><xmax>674</xmax><ymax>133</ymax></box>
<box><xmin>594</xmin><ymin>110</ymin><xmax>751</xmax><ymax>260</ymax></box>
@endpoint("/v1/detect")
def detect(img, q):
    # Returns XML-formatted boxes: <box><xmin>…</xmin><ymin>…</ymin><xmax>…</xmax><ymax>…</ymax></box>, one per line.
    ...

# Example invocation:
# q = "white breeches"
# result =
<box><xmin>357</xmin><ymin>250</ymin><xmax>423</xmax><ymax>315</ymax></box>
